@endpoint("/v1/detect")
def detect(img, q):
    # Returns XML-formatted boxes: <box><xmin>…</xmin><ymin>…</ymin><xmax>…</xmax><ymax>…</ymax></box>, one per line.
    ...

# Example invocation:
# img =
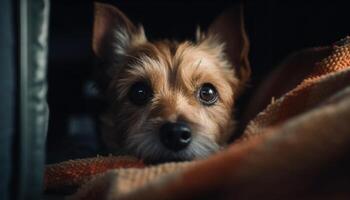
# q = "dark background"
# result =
<box><xmin>46</xmin><ymin>0</ymin><xmax>350</xmax><ymax>164</ymax></box>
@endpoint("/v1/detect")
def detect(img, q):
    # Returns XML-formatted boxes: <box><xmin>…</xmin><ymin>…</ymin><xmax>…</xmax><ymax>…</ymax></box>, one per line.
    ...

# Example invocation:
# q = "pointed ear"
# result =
<box><xmin>208</xmin><ymin>4</ymin><xmax>251</xmax><ymax>89</ymax></box>
<box><xmin>93</xmin><ymin>2</ymin><xmax>146</xmax><ymax>59</ymax></box>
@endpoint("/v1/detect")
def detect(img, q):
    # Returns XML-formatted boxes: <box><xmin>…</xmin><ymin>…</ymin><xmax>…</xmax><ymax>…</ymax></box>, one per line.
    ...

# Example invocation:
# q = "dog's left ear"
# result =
<box><xmin>93</xmin><ymin>2</ymin><xmax>146</xmax><ymax>60</ymax></box>
<box><xmin>207</xmin><ymin>4</ymin><xmax>251</xmax><ymax>91</ymax></box>
<box><xmin>92</xmin><ymin>3</ymin><xmax>147</xmax><ymax>91</ymax></box>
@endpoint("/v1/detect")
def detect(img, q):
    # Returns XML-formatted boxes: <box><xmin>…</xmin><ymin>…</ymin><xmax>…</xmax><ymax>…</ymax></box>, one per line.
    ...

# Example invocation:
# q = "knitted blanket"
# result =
<box><xmin>45</xmin><ymin>36</ymin><xmax>350</xmax><ymax>200</ymax></box>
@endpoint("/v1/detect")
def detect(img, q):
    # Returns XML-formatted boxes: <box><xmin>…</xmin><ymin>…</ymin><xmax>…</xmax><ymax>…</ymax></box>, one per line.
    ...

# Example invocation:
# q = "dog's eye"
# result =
<box><xmin>198</xmin><ymin>83</ymin><xmax>218</xmax><ymax>106</ymax></box>
<box><xmin>128</xmin><ymin>81</ymin><xmax>153</xmax><ymax>106</ymax></box>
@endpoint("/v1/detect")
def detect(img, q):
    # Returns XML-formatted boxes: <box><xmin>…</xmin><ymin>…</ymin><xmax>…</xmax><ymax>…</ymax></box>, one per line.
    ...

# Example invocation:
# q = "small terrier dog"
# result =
<box><xmin>93</xmin><ymin>3</ymin><xmax>250</xmax><ymax>163</ymax></box>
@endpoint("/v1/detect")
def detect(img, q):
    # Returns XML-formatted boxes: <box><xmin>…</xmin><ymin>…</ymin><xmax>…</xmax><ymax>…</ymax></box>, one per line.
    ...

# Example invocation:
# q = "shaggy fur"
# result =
<box><xmin>93</xmin><ymin>3</ymin><xmax>250</xmax><ymax>162</ymax></box>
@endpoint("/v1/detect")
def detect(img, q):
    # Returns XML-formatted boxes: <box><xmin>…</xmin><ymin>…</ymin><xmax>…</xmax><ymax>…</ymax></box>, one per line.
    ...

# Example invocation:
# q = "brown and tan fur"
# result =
<box><xmin>93</xmin><ymin>2</ymin><xmax>250</xmax><ymax>162</ymax></box>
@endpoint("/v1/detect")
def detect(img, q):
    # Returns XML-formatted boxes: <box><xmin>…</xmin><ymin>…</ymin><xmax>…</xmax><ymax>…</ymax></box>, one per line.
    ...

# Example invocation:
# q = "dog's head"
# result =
<box><xmin>93</xmin><ymin>3</ymin><xmax>250</xmax><ymax>163</ymax></box>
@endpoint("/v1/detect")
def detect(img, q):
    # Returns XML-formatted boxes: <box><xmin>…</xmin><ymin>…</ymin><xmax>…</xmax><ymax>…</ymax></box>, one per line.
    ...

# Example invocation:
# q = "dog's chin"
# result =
<box><xmin>125</xmin><ymin>132</ymin><xmax>220</xmax><ymax>164</ymax></box>
<box><xmin>134</xmin><ymin>148</ymin><xmax>216</xmax><ymax>164</ymax></box>
<box><xmin>142</xmin><ymin>154</ymin><xmax>193</xmax><ymax>164</ymax></box>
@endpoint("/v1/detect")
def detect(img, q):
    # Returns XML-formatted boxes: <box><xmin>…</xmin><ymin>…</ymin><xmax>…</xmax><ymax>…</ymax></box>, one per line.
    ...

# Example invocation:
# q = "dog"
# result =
<box><xmin>92</xmin><ymin>2</ymin><xmax>250</xmax><ymax>163</ymax></box>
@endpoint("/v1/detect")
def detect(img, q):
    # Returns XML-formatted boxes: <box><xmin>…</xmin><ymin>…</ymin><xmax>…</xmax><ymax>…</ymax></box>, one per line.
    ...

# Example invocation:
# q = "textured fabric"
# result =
<box><xmin>44</xmin><ymin>156</ymin><xmax>144</xmax><ymax>192</ymax></box>
<box><xmin>69</xmin><ymin>162</ymin><xmax>193</xmax><ymax>200</ymax></box>
<box><xmin>46</xmin><ymin>36</ymin><xmax>350</xmax><ymax>199</ymax></box>
<box><xmin>244</xmin><ymin>36</ymin><xmax>350</xmax><ymax>134</ymax></box>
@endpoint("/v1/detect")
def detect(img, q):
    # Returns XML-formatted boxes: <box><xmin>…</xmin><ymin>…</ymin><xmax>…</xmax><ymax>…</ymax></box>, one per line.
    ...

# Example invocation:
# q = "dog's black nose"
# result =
<box><xmin>159</xmin><ymin>122</ymin><xmax>192</xmax><ymax>151</ymax></box>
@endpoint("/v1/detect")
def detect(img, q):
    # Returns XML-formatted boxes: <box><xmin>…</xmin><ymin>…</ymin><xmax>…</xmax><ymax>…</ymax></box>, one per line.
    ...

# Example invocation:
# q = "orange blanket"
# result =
<box><xmin>46</xmin><ymin>36</ymin><xmax>350</xmax><ymax>200</ymax></box>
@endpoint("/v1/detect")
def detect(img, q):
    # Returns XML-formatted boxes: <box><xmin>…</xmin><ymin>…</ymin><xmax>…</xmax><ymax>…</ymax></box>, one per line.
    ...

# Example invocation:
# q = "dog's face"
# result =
<box><xmin>93</xmin><ymin>3</ymin><xmax>250</xmax><ymax>163</ymax></box>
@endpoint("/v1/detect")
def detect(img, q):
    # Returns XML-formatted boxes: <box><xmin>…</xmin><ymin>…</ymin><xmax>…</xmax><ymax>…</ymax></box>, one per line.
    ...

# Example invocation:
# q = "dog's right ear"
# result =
<box><xmin>206</xmin><ymin>4</ymin><xmax>251</xmax><ymax>93</ymax></box>
<box><xmin>93</xmin><ymin>2</ymin><xmax>146</xmax><ymax>60</ymax></box>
